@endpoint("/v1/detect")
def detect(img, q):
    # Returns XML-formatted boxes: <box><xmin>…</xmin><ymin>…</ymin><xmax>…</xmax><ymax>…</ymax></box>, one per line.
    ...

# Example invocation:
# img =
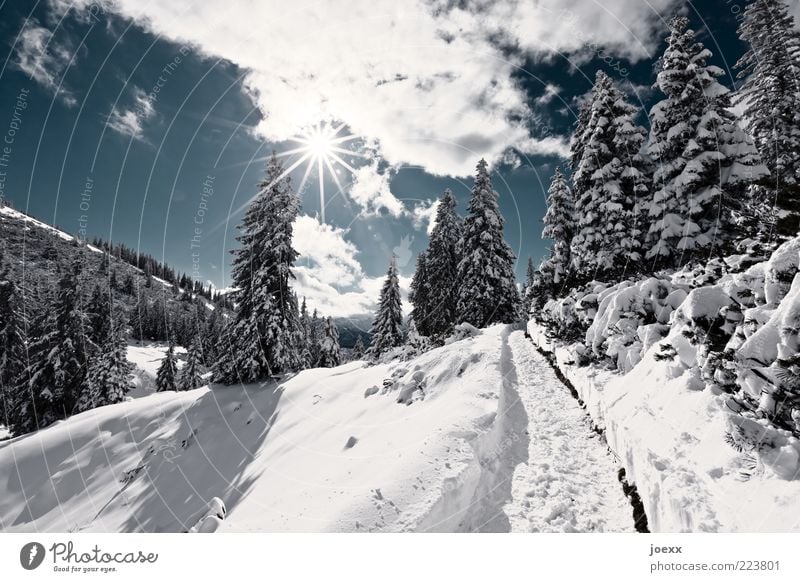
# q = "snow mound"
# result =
<box><xmin>0</xmin><ymin>327</ymin><xmax>512</xmax><ymax>532</ymax></box>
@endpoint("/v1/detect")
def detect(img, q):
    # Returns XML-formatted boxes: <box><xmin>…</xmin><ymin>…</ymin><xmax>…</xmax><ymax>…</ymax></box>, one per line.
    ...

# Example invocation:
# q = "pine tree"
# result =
<box><xmin>421</xmin><ymin>190</ymin><xmax>462</xmax><ymax>339</ymax></box>
<box><xmin>78</xmin><ymin>326</ymin><xmax>132</xmax><ymax>411</ymax></box>
<box><xmin>156</xmin><ymin>343</ymin><xmax>178</xmax><ymax>392</ymax></box>
<box><xmin>87</xmin><ymin>284</ymin><xmax>111</xmax><ymax>345</ymax></box>
<box><xmin>369</xmin><ymin>256</ymin><xmax>404</xmax><ymax>357</ymax></box>
<box><xmin>215</xmin><ymin>153</ymin><xmax>303</xmax><ymax>382</ymax></box>
<box><xmin>0</xmin><ymin>260</ymin><xmax>26</xmax><ymax>426</ymax></box>
<box><xmin>456</xmin><ymin>159</ymin><xmax>519</xmax><ymax>327</ymax></box>
<box><xmin>351</xmin><ymin>335</ymin><xmax>366</xmax><ymax>360</ymax></box>
<box><xmin>409</xmin><ymin>251</ymin><xmax>431</xmax><ymax>337</ymax></box>
<box><xmin>317</xmin><ymin>317</ymin><xmax>341</xmax><ymax>368</ymax></box>
<box><xmin>646</xmin><ymin>17</ymin><xmax>767</xmax><ymax>267</ymax></box>
<box><xmin>178</xmin><ymin>337</ymin><xmax>204</xmax><ymax>391</ymax></box>
<box><xmin>522</xmin><ymin>256</ymin><xmax>537</xmax><ymax>307</ymax></box>
<box><xmin>569</xmin><ymin>71</ymin><xmax>649</xmax><ymax>281</ymax></box>
<box><xmin>541</xmin><ymin>168</ymin><xmax>575</xmax><ymax>293</ymax></box>
<box><xmin>309</xmin><ymin>308</ymin><xmax>322</xmax><ymax>366</ymax></box>
<box><xmin>298</xmin><ymin>298</ymin><xmax>314</xmax><ymax>368</ymax></box>
<box><xmin>16</xmin><ymin>258</ymin><xmax>93</xmax><ymax>433</ymax></box>
<box><xmin>735</xmin><ymin>0</ymin><xmax>800</xmax><ymax>237</ymax></box>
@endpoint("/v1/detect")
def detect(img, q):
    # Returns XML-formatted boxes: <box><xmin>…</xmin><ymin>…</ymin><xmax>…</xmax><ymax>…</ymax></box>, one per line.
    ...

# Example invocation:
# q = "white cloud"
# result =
<box><xmin>293</xmin><ymin>214</ymin><xmax>410</xmax><ymax>317</ymax></box>
<box><xmin>410</xmin><ymin>198</ymin><xmax>440</xmax><ymax>235</ymax></box>
<box><xmin>65</xmin><ymin>0</ymin><xmax>652</xmax><ymax>176</ymax></box>
<box><xmin>441</xmin><ymin>0</ymin><xmax>683</xmax><ymax>62</ymax></box>
<box><xmin>14</xmin><ymin>20</ymin><xmax>78</xmax><ymax>106</ymax></box>
<box><xmin>105</xmin><ymin>87</ymin><xmax>155</xmax><ymax>139</ymax></box>
<box><xmin>535</xmin><ymin>83</ymin><xmax>561</xmax><ymax>105</ymax></box>
<box><xmin>349</xmin><ymin>162</ymin><xmax>405</xmax><ymax>217</ymax></box>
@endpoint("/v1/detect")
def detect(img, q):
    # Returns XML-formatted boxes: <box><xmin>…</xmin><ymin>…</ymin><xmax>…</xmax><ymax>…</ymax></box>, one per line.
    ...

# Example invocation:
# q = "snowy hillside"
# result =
<box><xmin>0</xmin><ymin>326</ymin><xmax>635</xmax><ymax>533</ymax></box>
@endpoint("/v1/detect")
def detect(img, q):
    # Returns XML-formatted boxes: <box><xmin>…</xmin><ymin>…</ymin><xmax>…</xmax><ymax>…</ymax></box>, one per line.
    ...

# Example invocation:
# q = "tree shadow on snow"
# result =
<box><xmin>116</xmin><ymin>382</ymin><xmax>284</xmax><ymax>532</ymax></box>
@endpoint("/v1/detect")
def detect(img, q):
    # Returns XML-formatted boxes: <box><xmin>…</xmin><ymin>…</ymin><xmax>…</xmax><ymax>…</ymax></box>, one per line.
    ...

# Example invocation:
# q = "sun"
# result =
<box><xmin>305</xmin><ymin>127</ymin><xmax>337</xmax><ymax>159</ymax></box>
<box><xmin>276</xmin><ymin>123</ymin><xmax>365</xmax><ymax>223</ymax></box>
<box><xmin>221</xmin><ymin>122</ymin><xmax>365</xmax><ymax>226</ymax></box>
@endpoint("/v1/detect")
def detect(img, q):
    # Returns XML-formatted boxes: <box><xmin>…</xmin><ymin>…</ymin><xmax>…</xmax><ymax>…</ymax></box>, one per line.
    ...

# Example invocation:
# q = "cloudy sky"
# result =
<box><xmin>0</xmin><ymin>0</ymin><xmax>782</xmax><ymax>318</ymax></box>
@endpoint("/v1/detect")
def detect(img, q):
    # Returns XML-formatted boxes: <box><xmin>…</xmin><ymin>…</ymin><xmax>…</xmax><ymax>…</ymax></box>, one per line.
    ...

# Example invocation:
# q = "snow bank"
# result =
<box><xmin>528</xmin><ymin>236</ymin><xmax>800</xmax><ymax>532</ymax></box>
<box><xmin>0</xmin><ymin>327</ymin><xmax>512</xmax><ymax>532</ymax></box>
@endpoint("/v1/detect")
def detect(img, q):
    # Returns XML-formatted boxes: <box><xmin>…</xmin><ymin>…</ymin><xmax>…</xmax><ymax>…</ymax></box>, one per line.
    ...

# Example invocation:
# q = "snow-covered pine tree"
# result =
<box><xmin>409</xmin><ymin>251</ymin><xmax>432</xmax><ymax>337</ymax></box>
<box><xmin>404</xmin><ymin>317</ymin><xmax>431</xmax><ymax>358</ymax></box>
<box><xmin>309</xmin><ymin>308</ymin><xmax>322</xmax><ymax>366</ymax></box>
<box><xmin>522</xmin><ymin>256</ymin><xmax>536</xmax><ymax>308</ymax></box>
<box><xmin>0</xmin><ymin>258</ymin><xmax>26</xmax><ymax>426</ymax></box>
<box><xmin>87</xmin><ymin>284</ymin><xmax>111</xmax><ymax>345</ymax></box>
<box><xmin>455</xmin><ymin>159</ymin><xmax>519</xmax><ymax>327</ymax></box>
<box><xmin>15</xmin><ymin>257</ymin><xmax>93</xmax><ymax>433</ymax></box>
<box><xmin>647</xmin><ymin>16</ymin><xmax>767</xmax><ymax>267</ymax></box>
<box><xmin>569</xmin><ymin>71</ymin><xmax>649</xmax><ymax>281</ymax></box>
<box><xmin>317</xmin><ymin>317</ymin><xmax>341</xmax><ymax>368</ymax></box>
<box><xmin>422</xmin><ymin>189</ymin><xmax>462</xmax><ymax>339</ymax></box>
<box><xmin>735</xmin><ymin>0</ymin><xmax>800</xmax><ymax>237</ymax></box>
<box><xmin>541</xmin><ymin>168</ymin><xmax>575</xmax><ymax>294</ymax></box>
<box><xmin>351</xmin><ymin>335</ymin><xmax>366</xmax><ymax>360</ymax></box>
<box><xmin>178</xmin><ymin>337</ymin><xmax>204</xmax><ymax>391</ymax></box>
<box><xmin>214</xmin><ymin>153</ymin><xmax>303</xmax><ymax>382</ymax></box>
<box><xmin>368</xmin><ymin>255</ymin><xmax>404</xmax><ymax>357</ymax></box>
<box><xmin>156</xmin><ymin>343</ymin><xmax>178</xmax><ymax>392</ymax></box>
<box><xmin>298</xmin><ymin>297</ymin><xmax>314</xmax><ymax>369</ymax></box>
<box><xmin>78</xmin><ymin>325</ymin><xmax>133</xmax><ymax>411</ymax></box>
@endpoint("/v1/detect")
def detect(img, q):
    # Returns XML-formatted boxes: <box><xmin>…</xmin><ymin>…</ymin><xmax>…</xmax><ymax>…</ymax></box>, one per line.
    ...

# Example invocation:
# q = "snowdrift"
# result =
<box><xmin>0</xmin><ymin>328</ymin><xmax>512</xmax><ymax>533</ymax></box>
<box><xmin>529</xmin><ymin>237</ymin><xmax>800</xmax><ymax>532</ymax></box>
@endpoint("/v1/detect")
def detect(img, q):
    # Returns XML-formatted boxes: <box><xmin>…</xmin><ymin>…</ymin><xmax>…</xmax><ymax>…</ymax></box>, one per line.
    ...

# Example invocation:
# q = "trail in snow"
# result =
<box><xmin>417</xmin><ymin>327</ymin><xmax>529</xmax><ymax>532</ymax></box>
<box><xmin>503</xmin><ymin>330</ymin><xmax>634</xmax><ymax>532</ymax></box>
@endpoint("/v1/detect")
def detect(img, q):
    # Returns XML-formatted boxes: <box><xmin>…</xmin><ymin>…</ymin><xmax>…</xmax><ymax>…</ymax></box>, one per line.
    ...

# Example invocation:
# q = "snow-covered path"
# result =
<box><xmin>502</xmin><ymin>330</ymin><xmax>634</xmax><ymax>532</ymax></box>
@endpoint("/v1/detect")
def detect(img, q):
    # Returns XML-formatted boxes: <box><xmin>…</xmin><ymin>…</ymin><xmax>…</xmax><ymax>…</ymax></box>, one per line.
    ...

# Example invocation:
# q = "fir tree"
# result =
<box><xmin>735</xmin><ymin>0</ymin><xmax>800</xmax><ymax>237</ymax></box>
<box><xmin>456</xmin><ymin>159</ymin><xmax>519</xmax><ymax>327</ymax></box>
<box><xmin>317</xmin><ymin>317</ymin><xmax>341</xmax><ymax>368</ymax></box>
<box><xmin>178</xmin><ymin>337</ymin><xmax>204</xmax><ymax>391</ymax></box>
<box><xmin>16</xmin><ymin>258</ymin><xmax>93</xmax><ymax>433</ymax></box>
<box><xmin>421</xmin><ymin>190</ymin><xmax>462</xmax><ymax>339</ymax></box>
<box><xmin>0</xmin><ymin>260</ymin><xmax>26</xmax><ymax>426</ymax></box>
<box><xmin>215</xmin><ymin>153</ymin><xmax>303</xmax><ymax>382</ymax></box>
<box><xmin>522</xmin><ymin>256</ymin><xmax>537</xmax><ymax>308</ymax></box>
<box><xmin>409</xmin><ymin>251</ymin><xmax>431</xmax><ymax>337</ymax></box>
<box><xmin>570</xmin><ymin>71</ymin><xmax>649</xmax><ymax>281</ymax></box>
<box><xmin>298</xmin><ymin>298</ymin><xmax>314</xmax><ymax>369</ymax></box>
<box><xmin>309</xmin><ymin>308</ymin><xmax>323</xmax><ymax>367</ymax></box>
<box><xmin>541</xmin><ymin>168</ymin><xmax>575</xmax><ymax>293</ymax></box>
<box><xmin>78</xmin><ymin>326</ymin><xmax>132</xmax><ymax>411</ymax></box>
<box><xmin>369</xmin><ymin>256</ymin><xmax>404</xmax><ymax>357</ymax></box>
<box><xmin>87</xmin><ymin>284</ymin><xmax>111</xmax><ymax>345</ymax></box>
<box><xmin>646</xmin><ymin>17</ymin><xmax>767</xmax><ymax>267</ymax></box>
<box><xmin>156</xmin><ymin>343</ymin><xmax>178</xmax><ymax>392</ymax></box>
<box><xmin>351</xmin><ymin>335</ymin><xmax>366</xmax><ymax>360</ymax></box>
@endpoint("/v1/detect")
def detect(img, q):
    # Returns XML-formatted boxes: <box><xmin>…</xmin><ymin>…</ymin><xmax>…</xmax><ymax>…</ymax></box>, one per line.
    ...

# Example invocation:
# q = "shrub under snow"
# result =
<box><xmin>531</xmin><ymin>236</ymin><xmax>800</xmax><ymax>480</ymax></box>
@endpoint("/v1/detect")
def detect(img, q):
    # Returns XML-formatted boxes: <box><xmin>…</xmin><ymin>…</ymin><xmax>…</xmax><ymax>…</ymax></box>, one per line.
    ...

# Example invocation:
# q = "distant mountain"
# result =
<box><xmin>334</xmin><ymin>314</ymin><xmax>372</xmax><ymax>349</ymax></box>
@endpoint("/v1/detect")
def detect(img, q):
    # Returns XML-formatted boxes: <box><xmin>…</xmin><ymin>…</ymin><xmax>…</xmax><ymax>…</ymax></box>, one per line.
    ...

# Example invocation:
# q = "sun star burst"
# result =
<box><xmin>275</xmin><ymin>123</ymin><xmax>364</xmax><ymax>223</ymax></box>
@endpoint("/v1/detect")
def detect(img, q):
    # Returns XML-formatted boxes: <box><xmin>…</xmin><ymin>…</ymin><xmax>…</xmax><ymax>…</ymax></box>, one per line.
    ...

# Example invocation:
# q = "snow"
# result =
<box><xmin>529</xmin><ymin>308</ymin><xmax>800</xmax><ymax>533</ymax></box>
<box><xmin>0</xmin><ymin>206</ymin><xmax>74</xmax><ymax>241</ymax></box>
<box><xmin>504</xmin><ymin>332</ymin><xmax>633</xmax><ymax>532</ymax></box>
<box><xmin>0</xmin><ymin>325</ymin><xmax>638</xmax><ymax>533</ymax></box>
<box><xmin>126</xmin><ymin>342</ymin><xmax>187</xmax><ymax>398</ymax></box>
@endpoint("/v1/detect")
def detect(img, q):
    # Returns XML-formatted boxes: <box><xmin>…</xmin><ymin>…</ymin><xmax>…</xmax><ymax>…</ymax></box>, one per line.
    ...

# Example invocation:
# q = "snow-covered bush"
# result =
<box><xmin>531</xmin><ymin>236</ymin><xmax>800</xmax><ymax>477</ymax></box>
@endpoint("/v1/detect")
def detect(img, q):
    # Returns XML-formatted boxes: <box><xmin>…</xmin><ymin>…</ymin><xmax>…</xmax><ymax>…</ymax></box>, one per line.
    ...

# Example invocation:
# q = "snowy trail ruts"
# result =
<box><xmin>504</xmin><ymin>330</ymin><xmax>634</xmax><ymax>532</ymax></box>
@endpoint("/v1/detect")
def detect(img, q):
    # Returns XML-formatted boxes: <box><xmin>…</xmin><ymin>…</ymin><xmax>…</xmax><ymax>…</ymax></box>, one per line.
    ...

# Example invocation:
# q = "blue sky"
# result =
<box><xmin>0</xmin><ymin>0</ymin><xmax>768</xmax><ymax>317</ymax></box>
